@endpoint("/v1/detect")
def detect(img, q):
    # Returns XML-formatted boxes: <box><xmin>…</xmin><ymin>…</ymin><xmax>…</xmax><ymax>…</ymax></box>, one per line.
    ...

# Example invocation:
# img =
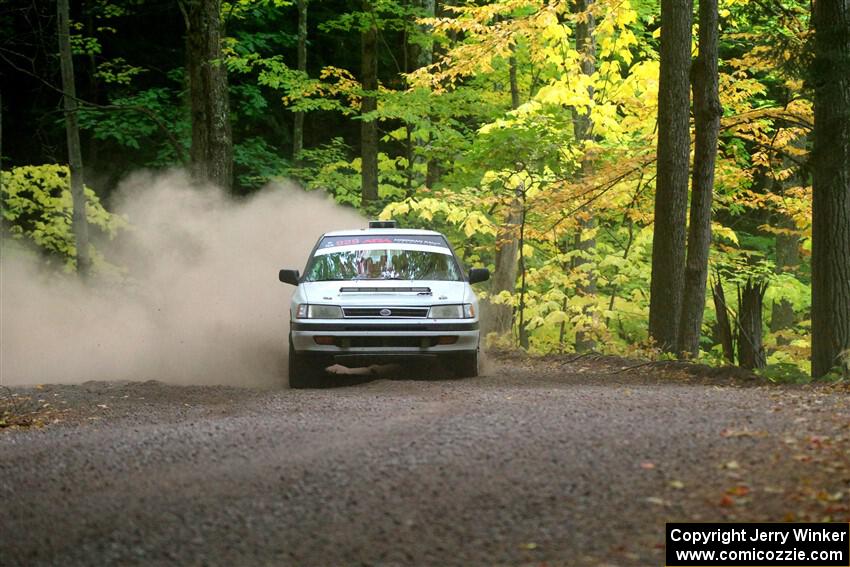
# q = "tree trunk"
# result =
<box><xmin>407</xmin><ymin>0</ymin><xmax>435</xmax><ymax>189</ymax></box>
<box><xmin>517</xmin><ymin>188</ymin><xmax>529</xmax><ymax>349</ymax></box>
<box><xmin>811</xmin><ymin>0</ymin><xmax>850</xmax><ymax>378</ymax></box>
<box><xmin>737</xmin><ymin>279</ymin><xmax>767</xmax><ymax>370</ymax></box>
<box><xmin>572</xmin><ymin>0</ymin><xmax>597</xmax><ymax>353</ymax></box>
<box><xmin>186</xmin><ymin>0</ymin><xmax>233</xmax><ymax>192</ymax></box>
<box><xmin>484</xmin><ymin>198</ymin><xmax>522</xmax><ymax>337</ymax></box>
<box><xmin>648</xmin><ymin>0</ymin><xmax>692</xmax><ymax>352</ymax></box>
<box><xmin>86</xmin><ymin>8</ymin><xmax>100</xmax><ymax>176</ymax></box>
<box><xmin>360</xmin><ymin>0</ymin><xmax>379</xmax><ymax>205</ymax></box>
<box><xmin>408</xmin><ymin>0</ymin><xmax>435</xmax><ymax>70</ymax></box>
<box><xmin>483</xmin><ymin>52</ymin><xmax>524</xmax><ymax>340</ymax></box>
<box><xmin>292</xmin><ymin>0</ymin><xmax>307</xmax><ymax>161</ymax></box>
<box><xmin>508</xmin><ymin>53</ymin><xmax>520</xmax><ymax>110</ymax></box>
<box><xmin>770</xmin><ymin>214</ymin><xmax>800</xmax><ymax>334</ymax></box>
<box><xmin>677</xmin><ymin>0</ymin><xmax>721</xmax><ymax>358</ymax></box>
<box><xmin>57</xmin><ymin>0</ymin><xmax>91</xmax><ymax>276</ymax></box>
<box><xmin>711</xmin><ymin>277</ymin><xmax>735</xmax><ymax>363</ymax></box>
<box><xmin>1</xmin><ymin>91</ymin><xmax>4</xmax><ymax>213</ymax></box>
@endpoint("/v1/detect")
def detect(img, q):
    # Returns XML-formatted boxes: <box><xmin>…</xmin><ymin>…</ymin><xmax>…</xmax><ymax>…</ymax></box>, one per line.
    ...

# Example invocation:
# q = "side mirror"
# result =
<box><xmin>468</xmin><ymin>268</ymin><xmax>490</xmax><ymax>285</ymax></box>
<box><xmin>279</xmin><ymin>269</ymin><xmax>300</xmax><ymax>285</ymax></box>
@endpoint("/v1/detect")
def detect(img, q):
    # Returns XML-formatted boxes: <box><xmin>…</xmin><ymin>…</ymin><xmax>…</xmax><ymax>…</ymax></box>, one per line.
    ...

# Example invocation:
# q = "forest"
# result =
<box><xmin>1</xmin><ymin>0</ymin><xmax>849</xmax><ymax>380</ymax></box>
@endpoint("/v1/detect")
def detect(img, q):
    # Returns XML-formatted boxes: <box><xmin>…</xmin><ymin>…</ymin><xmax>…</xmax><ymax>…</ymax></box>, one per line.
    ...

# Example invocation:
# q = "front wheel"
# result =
<box><xmin>453</xmin><ymin>350</ymin><xmax>479</xmax><ymax>378</ymax></box>
<box><xmin>288</xmin><ymin>341</ymin><xmax>324</xmax><ymax>389</ymax></box>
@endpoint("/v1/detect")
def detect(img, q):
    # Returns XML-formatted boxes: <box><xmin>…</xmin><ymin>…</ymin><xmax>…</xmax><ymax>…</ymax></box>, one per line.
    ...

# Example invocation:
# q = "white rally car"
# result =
<box><xmin>279</xmin><ymin>221</ymin><xmax>490</xmax><ymax>388</ymax></box>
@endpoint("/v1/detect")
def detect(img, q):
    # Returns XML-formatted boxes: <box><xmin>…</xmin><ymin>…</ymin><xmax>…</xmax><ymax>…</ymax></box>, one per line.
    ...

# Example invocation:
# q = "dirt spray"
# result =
<box><xmin>0</xmin><ymin>171</ymin><xmax>363</xmax><ymax>387</ymax></box>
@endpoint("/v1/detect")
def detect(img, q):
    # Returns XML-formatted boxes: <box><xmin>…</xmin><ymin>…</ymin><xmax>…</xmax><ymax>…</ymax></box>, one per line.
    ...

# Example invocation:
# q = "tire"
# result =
<box><xmin>454</xmin><ymin>349</ymin><xmax>479</xmax><ymax>378</ymax></box>
<box><xmin>288</xmin><ymin>340</ymin><xmax>324</xmax><ymax>389</ymax></box>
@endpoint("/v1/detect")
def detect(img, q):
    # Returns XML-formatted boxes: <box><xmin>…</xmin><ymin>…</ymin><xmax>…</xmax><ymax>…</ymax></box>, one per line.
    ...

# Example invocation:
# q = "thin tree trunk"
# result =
<box><xmin>737</xmin><ymin>279</ymin><xmax>767</xmax><ymax>370</ymax></box>
<box><xmin>677</xmin><ymin>0</ymin><xmax>721</xmax><ymax>358</ymax></box>
<box><xmin>811</xmin><ymin>0</ymin><xmax>850</xmax><ymax>378</ymax></box>
<box><xmin>484</xmin><ymin>199</ymin><xmax>522</xmax><ymax>337</ymax></box>
<box><xmin>517</xmin><ymin>187</ymin><xmax>529</xmax><ymax>349</ymax></box>
<box><xmin>770</xmin><ymin>214</ymin><xmax>800</xmax><ymax>334</ymax></box>
<box><xmin>86</xmin><ymin>8</ymin><xmax>100</xmax><ymax>175</ymax></box>
<box><xmin>711</xmin><ymin>277</ymin><xmax>735</xmax><ymax>363</ymax></box>
<box><xmin>409</xmin><ymin>0</ymin><xmax>434</xmax><ymax>70</ymax></box>
<box><xmin>186</xmin><ymin>0</ymin><xmax>233</xmax><ymax>191</ymax></box>
<box><xmin>484</xmin><ymin>53</ymin><xmax>524</xmax><ymax>340</ymax></box>
<box><xmin>360</xmin><ymin>0</ymin><xmax>379</xmax><ymax>205</ymax></box>
<box><xmin>1</xmin><ymin>91</ymin><xmax>4</xmax><ymax>213</ymax></box>
<box><xmin>292</xmin><ymin>0</ymin><xmax>307</xmax><ymax>161</ymax></box>
<box><xmin>508</xmin><ymin>53</ymin><xmax>520</xmax><ymax>110</ymax></box>
<box><xmin>407</xmin><ymin>0</ymin><xmax>435</xmax><ymax>189</ymax></box>
<box><xmin>770</xmin><ymin>136</ymin><xmax>805</xmax><ymax>335</ymax></box>
<box><xmin>572</xmin><ymin>0</ymin><xmax>597</xmax><ymax>353</ymax></box>
<box><xmin>423</xmin><ymin>0</ymin><xmax>445</xmax><ymax>189</ymax></box>
<box><xmin>57</xmin><ymin>0</ymin><xmax>91</xmax><ymax>276</ymax></box>
<box><xmin>649</xmin><ymin>0</ymin><xmax>692</xmax><ymax>352</ymax></box>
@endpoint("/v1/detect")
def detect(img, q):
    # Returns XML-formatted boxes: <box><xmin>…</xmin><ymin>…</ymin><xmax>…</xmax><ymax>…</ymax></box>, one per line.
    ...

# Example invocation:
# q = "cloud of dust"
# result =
<box><xmin>0</xmin><ymin>170</ymin><xmax>363</xmax><ymax>387</ymax></box>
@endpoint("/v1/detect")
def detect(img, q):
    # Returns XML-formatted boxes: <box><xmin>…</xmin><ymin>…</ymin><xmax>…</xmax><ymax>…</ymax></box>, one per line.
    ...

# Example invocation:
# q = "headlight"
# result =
<box><xmin>296</xmin><ymin>304</ymin><xmax>343</xmax><ymax>319</ymax></box>
<box><xmin>428</xmin><ymin>304</ymin><xmax>475</xmax><ymax>319</ymax></box>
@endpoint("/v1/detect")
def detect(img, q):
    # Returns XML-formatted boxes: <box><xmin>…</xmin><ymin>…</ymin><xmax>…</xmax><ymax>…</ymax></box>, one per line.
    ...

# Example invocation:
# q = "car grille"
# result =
<box><xmin>333</xmin><ymin>336</ymin><xmax>442</xmax><ymax>348</ymax></box>
<box><xmin>342</xmin><ymin>307</ymin><xmax>429</xmax><ymax>318</ymax></box>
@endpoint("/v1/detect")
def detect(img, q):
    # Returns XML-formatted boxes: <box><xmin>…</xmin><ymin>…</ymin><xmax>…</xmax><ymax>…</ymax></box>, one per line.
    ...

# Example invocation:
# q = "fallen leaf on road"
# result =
<box><xmin>641</xmin><ymin>462</ymin><xmax>655</xmax><ymax>470</ymax></box>
<box><xmin>669</xmin><ymin>480</ymin><xmax>685</xmax><ymax>490</ymax></box>
<box><xmin>720</xmin><ymin>428</ymin><xmax>767</xmax><ymax>438</ymax></box>
<box><xmin>727</xmin><ymin>485</ymin><xmax>751</xmax><ymax>497</ymax></box>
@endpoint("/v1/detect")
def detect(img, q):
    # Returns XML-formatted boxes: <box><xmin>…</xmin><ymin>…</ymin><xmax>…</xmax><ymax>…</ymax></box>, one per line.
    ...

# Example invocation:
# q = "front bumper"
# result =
<box><xmin>290</xmin><ymin>320</ymin><xmax>479</xmax><ymax>358</ymax></box>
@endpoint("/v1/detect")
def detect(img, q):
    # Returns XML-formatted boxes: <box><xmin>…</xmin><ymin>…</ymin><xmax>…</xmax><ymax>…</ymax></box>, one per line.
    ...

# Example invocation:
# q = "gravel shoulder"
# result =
<box><xmin>2</xmin><ymin>356</ymin><xmax>849</xmax><ymax>566</ymax></box>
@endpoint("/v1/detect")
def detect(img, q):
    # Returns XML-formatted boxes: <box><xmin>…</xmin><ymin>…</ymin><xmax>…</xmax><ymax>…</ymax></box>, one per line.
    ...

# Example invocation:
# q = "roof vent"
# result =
<box><xmin>368</xmin><ymin>220</ymin><xmax>398</xmax><ymax>229</ymax></box>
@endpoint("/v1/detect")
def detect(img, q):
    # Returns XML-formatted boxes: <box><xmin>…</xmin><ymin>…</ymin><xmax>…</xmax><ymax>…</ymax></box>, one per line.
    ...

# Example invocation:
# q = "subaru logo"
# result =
<box><xmin>379</xmin><ymin>308</ymin><xmax>392</xmax><ymax>317</ymax></box>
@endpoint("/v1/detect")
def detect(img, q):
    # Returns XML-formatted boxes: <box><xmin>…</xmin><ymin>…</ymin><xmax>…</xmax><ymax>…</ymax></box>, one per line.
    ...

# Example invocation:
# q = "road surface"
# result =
<box><xmin>2</xmin><ymin>356</ymin><xmax>849</xmax><ymax>566</ymax></box>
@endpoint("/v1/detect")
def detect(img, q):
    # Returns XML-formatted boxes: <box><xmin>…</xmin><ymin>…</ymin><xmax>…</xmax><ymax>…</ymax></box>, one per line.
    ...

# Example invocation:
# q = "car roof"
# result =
<box><xmin>322</xmin><ymin>228</ymin><xmax>444</xmax><ymax>237</ymax></box>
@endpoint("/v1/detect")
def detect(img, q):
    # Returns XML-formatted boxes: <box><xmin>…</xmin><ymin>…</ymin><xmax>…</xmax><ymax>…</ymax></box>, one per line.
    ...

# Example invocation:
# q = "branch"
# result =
<box><xmin>0</xmin><ymin>49</ymin><xmax>187</xmax><ymax>164</ymax></box>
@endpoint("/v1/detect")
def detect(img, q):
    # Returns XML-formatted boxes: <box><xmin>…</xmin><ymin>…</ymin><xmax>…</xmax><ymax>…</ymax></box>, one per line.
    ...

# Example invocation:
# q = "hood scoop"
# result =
<box><xmin>339</xmin><ymin>286</ymin><xmax>432</xmax><ymax>295</ymax></box>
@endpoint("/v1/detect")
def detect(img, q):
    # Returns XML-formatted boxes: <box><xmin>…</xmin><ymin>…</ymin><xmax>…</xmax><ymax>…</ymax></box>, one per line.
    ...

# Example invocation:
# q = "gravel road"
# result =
<box><xmin>2</xmin><ymin>356</ymin><xmax>849</xmax><ymax>566</ymax></box>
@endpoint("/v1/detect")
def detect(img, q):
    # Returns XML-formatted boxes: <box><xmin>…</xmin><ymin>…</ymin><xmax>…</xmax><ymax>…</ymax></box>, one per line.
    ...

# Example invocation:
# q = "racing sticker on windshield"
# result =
<box><xmin>319</xmin><ymin>235</ymin><xmax>450</xmax><ymax>249</ymax></box>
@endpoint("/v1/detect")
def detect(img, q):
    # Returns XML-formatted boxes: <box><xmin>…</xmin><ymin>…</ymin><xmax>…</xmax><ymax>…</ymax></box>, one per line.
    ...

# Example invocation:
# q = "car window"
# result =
<box><xmin>305</xmin><ymin>246</ymin><xmax>462</xmax><ymax>282</ymax></box>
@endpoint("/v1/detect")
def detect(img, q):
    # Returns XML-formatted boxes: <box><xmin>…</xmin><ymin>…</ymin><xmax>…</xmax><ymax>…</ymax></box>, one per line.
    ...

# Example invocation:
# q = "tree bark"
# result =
<box><xmin>186</xmin><ymin>0</ymin><xmax>233</xmax><ymax>192</ymax></box>
<box><xmin>517</xmin><ymin>188</ymin><xmax>529</xmax><ymax>349</ymax></box>
<box><xmin>86</xmin><ymin>7</ymin><xmax>100</xmax><ymax>175</ymax></box>
<box><xmin>737</xmin><ymin>279</ymin><xmax>767</xmax><ymax>370</ymax></box>
<box><xmin>711</xmin><ymin>277</ymin><xmax>735</xmax><ymax>363</ymax></box>
<box><xmin>292</xmin><ymin>0</ymin><xmax>307</xmax><ymax>161</ymax></box>
<box><xmin>484</xmin><ymin>199</ymin><xmax>522</xmax><ymax>337</ymax></box>
<box><xmin>508</xmin><ymin>52</ymin><xmax>521</xmax><ymax>110</ymax></box>
<box><xmin>770</xmin><ymin>213</ymin><xmax>800</xmax><ymax>334</ymax></box>
<box><xmin>57</xmin><ymin>0</ymin><xmax>91</xmax><ymax>276</ymax></box>
<box><xmin>1</xmin><ymin>90</ymin><xmax>4</xmax><ymax>218</ymax></box>
<box><xmin>649</xmin><ymin>0</ymin><xmax>692</xmax><ymax>352</ymax></box>
<box><xmin>811</xmin><ymin>0</ymin><xmax>850</xmax><ymax>378</ymax></box>
<box><xmin>360</xmin><ymin>0</ymin><xmax>379</xmax><ymax>205</ymax></box>
<box><xmin>572</xmin><ymin>0</ymin><xmax>597</xmax><ymax>353</ymax></box>
<box><xmin>677</xmin><ymin>0</ymin><xmax>721</xmax><ymax>358</ymax></box>
<box><xmin>483</xmin><ymin>52</ymin><xmax>524</xmax><ymax>339</ymax></box>
<box><xmin>407</xmin><ymin>0</ymin><xmax>435</xmax><ymax>189</ymax></box>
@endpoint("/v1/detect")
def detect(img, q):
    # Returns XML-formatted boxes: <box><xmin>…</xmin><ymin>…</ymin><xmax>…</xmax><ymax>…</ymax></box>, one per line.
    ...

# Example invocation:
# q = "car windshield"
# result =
<box><xmin>305</xmin><ymin>247</ymin><xmax>462</xmax><ymax>282</ymax></box>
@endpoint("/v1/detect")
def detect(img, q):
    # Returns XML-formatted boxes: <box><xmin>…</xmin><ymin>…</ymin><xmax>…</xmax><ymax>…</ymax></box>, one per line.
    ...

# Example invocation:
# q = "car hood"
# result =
<box><xmin>300</xmin><ymin>280</ymin><xmax>469</xmax><ymax>306</ymax></box>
